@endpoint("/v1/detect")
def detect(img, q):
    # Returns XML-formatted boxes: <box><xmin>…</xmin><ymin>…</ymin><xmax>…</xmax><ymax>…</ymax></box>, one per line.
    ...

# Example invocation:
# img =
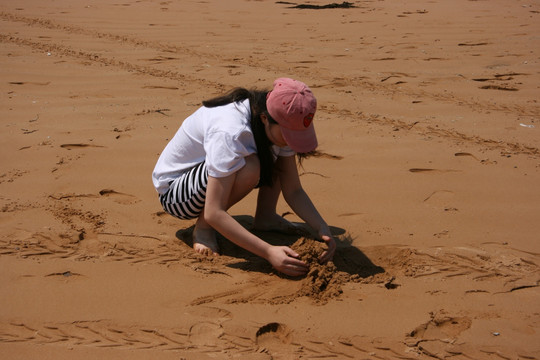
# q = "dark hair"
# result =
<box><xmin>202</xmin><ymin>88</ymin><xmax>276</xmax><ymax>187</ymax></box>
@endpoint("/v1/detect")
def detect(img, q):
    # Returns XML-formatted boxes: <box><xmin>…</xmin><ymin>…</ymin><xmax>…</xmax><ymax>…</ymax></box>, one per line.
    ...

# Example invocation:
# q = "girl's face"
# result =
<box><xmin>262</xmin><ymin>115</ymin><xmax>288</xmax><ymax>148</ymax></box>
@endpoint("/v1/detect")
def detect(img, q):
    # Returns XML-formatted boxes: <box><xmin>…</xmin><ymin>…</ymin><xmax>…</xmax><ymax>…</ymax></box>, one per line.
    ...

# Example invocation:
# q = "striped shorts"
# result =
<box><xmin>159</xmin><ymin>162</ymin><xmax>208</xmax><ymax>220</ymax></box>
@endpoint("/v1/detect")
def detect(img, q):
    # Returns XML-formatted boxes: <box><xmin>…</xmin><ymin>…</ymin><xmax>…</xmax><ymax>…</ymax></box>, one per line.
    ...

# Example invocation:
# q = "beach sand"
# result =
<box><xmin>1</xmin><ymin>0</ymin><xmax>539</xmax><ymax>358</ymax></box>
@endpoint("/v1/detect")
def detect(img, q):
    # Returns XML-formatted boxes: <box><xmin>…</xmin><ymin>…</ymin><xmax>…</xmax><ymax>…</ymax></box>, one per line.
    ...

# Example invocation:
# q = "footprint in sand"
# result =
<box><xmin>407</xmin><ymin>313</ymin><xmax>472</xmax><ymax>358</ymax></box>
<box><xmin>99</xmin><ymin>189</ymin><xmax>140</xmax><ymax>205</ymax></box>
<box><xmin>256</xmin><ymin>322</ymin><xmax>292</xmax><ymax>347</ymax></box>
<box><xmin>188</xmin><ymin>322</ymin><xmax>223</xmax><ymax>346</ymax></box>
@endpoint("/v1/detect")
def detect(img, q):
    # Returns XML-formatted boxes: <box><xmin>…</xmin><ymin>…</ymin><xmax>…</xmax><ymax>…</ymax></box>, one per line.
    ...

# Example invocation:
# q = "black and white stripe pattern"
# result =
<box><xmin>159</xmin><ymin>162</ymin><xmax>208</xmax><ymax>220</ymax></box>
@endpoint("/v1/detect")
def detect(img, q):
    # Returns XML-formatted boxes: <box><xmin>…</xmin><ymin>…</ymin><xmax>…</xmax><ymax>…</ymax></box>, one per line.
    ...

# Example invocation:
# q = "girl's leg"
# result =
<box><xmin>253</xmin><ymin>177</ymin><xmax>300</xmax><ymax>233</ymax></box>
<box><xmin>193</xmin><ymin>154</ymin><xmax>260</xmax><ymax>255</ymax></box>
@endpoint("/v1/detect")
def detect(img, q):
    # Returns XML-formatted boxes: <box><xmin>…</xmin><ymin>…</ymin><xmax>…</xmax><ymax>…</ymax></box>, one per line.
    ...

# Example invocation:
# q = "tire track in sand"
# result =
<box><xmin>0</xmin><ymin>11</ymin><xmax>239</xmax><ymax>92</ymax></box>
<box><xmin>0</xmin><ymin>317</ymin><xmax>528</xmax><ymax>359</ymax></box>
<box><xmin>2</xmin><ymin>11</ymin><xmax>539</xmax><ymax>123</ymax></box>
<box><xmin>0</xmin><ymin>319</ymin><xmax>379</xmax><ymax>358</ymax></box>
<box><xmin>0</xmin><ymin>34</ymin><xmax>199</xmax><ymax>88</ymax></box>
<box><xmin>2</xmin><ymin>226</ymin><xmax>538</xmax><ymax>296</ymax></box>
<box><xmin>2</xmin><ymin>31</ymin><xmax>536</xmax><ymax>157</ymax></box>
<box><xmin>325</xmin><ymin>106</ymin><xmax>539</xmax><ymax>156</ymax></box>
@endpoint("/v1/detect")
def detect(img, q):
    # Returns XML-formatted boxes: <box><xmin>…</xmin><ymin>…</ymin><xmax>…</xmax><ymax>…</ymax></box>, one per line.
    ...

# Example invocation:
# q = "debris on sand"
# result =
<box><xmin>277</xmin><ymin>1</ymin><xmax>356</xmax><ymax>10</ymax></box>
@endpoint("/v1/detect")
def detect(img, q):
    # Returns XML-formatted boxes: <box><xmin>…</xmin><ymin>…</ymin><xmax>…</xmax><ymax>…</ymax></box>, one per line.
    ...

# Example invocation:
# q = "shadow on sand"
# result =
<box><xmin>176</xmin><ymin>215</ymin><xmax>385</xmax><ymax>278</ymax></box>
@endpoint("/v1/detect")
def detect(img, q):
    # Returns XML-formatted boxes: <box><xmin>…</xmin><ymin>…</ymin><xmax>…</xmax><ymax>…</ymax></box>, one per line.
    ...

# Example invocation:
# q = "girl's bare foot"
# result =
<box><xmin>193</xmin><ymin>226</ymin><xmax>219</xmax><ymax>256</ymax></box>
<box><xmin>252</xmin><ymin>213</ymin><xmax>304</xmax><ymax>235</ymax></box>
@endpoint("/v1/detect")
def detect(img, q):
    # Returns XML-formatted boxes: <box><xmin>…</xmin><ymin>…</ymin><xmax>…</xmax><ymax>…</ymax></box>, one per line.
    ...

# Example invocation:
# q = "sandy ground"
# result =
<box><xmin>1</xmin><ymin>0</ymin><xmax>539</xmax><ymax>359</ymax></box>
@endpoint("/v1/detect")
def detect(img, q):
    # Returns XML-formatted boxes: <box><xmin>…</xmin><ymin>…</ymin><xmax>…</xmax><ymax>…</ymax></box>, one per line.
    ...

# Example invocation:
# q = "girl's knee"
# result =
<box><xmin>225</xmin><ymin>155</ymin><xmax>260</xmax><ymax>208</ymax></box>
<box><xmin>241</xmin><ymin>154</ymin><xmax>260</xmax><ymax>189</ymax></box>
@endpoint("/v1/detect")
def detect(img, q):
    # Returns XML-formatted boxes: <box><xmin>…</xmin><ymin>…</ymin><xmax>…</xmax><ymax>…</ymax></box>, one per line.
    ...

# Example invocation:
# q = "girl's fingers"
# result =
<box><xmin>285</xmin><ymin>265</ymin><xmax>308</xmax><ymax>277</ymax></box>
<box><xmin>319</xmin><ymin>251</ymin><xmax>328</xmax><ymax>263</ymax></box>
<box><xmin>283</xmin><ymin>246</ymin><xmax>300</xmax><ymax>258</ymax></box>
<box><xmin>319</xmin><ymin>235</ymin><xmax>336</xmax><ymax>263</ymax></box>
<box><xmin>283</xmin><ymin>258</ymin><xmax>308</xmax><ymax>275</ymax></box>
<box><xmin>287</xmin><ymin>259</ymin><xmax>308</xmax><ymax>269</ymax></box>
<box><xmin>283</xmin><ymin>247</ymin><xmax>308</xmax><ymax>268</ymax></box>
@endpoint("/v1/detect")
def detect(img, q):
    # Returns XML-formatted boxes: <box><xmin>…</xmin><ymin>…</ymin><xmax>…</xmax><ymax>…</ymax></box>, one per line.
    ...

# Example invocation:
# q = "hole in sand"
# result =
<box><xmin>256</xmin><ymin>322</ymin><xmax>292</xmax><ymax>346</ymax></box>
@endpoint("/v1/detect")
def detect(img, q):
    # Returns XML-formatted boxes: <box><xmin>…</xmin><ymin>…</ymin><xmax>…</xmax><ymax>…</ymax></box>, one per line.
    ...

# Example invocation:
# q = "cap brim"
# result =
<box><xmin>280</xmin><ymin>124</ymin><xmax>318</xmax><ymax>153</ymax></box>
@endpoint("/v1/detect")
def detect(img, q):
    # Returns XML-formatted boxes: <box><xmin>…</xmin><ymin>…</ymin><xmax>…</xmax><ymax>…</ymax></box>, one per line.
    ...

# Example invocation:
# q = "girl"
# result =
<box><xmin>152</xmin><ymin>78</ymin><xmax>336</xmax><ymax>276</ymax></box>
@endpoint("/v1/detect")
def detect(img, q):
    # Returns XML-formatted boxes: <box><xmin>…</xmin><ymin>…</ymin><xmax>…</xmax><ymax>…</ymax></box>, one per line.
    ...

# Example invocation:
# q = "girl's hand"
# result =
<box><xmin>319</xmin><ymin>234</ymin><xmax>336</xmax><ymax>264</ymax></box>
<box><xmin>266</xmin><ymin>246</ymin><xmax>309</xmax><ymax>277</ymax></box>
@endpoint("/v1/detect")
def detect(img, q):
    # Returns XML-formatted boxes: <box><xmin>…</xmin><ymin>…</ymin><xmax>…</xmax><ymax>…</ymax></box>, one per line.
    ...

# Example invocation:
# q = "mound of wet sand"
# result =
<box><xmin>290</xmin><ymin>237</ymin><xmax>345</xmax><ymax>303</ymax></box>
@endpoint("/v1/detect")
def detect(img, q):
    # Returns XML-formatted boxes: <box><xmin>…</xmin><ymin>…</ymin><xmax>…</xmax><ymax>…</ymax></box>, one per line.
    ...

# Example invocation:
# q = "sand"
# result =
<box><xmin>1</xmin><ymin>0</ymin><xmax>539</xmax><ymax>358</ymax></box>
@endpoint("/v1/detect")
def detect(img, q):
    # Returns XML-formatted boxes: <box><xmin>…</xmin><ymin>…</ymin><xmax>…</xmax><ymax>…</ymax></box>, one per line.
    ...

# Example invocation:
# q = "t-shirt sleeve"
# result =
<box><xmin>204</xmin><ymin>130</ymin><xmax>254</xmax><ymax>177</ymax></box>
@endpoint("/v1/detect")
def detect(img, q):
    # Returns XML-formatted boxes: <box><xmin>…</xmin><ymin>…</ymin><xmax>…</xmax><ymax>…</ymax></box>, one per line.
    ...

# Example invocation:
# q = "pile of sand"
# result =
<box><xmin>291</xmin><ymin>237</ymin><xmax>347</xmax><ymax>303</ymax></box>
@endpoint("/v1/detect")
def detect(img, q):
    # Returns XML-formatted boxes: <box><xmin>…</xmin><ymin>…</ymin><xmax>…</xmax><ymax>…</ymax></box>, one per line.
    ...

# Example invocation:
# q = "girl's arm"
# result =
<box><xmin>276</xmin><ymin>155</ymin><xmax>337</xmax><ymax>263</ymax></box>
<box><xmin>204</xmin><ymin>172</ymin><xmax>308</xmax><ymax>276</ymax></box>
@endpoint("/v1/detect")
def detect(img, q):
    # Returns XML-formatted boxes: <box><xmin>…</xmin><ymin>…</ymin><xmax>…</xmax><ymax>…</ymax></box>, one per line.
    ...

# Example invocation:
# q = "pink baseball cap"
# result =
<box><xmin>266</xmin><ymin>78</ymin><xmax>318</xmax><ymax>153</ymax></box>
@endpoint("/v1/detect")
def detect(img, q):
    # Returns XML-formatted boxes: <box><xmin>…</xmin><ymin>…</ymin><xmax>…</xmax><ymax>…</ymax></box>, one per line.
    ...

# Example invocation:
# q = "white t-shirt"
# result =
<box><xmin>152</xmin><ymin>99</ymin><xmax>295</xmax><ymax>195</ymax></box>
